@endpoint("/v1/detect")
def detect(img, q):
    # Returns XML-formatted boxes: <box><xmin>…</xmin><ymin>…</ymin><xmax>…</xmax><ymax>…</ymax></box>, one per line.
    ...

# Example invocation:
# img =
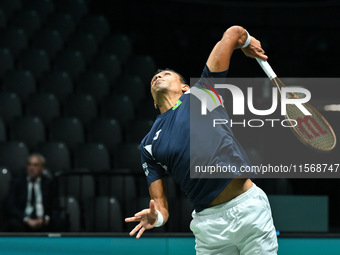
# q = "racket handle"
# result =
<box><xmin>255</xmin><ymin>58</ymin><xmax>277</xmax><ymax>80</ymax></box>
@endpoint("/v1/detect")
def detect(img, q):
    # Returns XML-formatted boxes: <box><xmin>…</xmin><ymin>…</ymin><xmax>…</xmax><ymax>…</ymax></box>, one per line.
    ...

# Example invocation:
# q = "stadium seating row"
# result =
<box><xmin>0</xmin><ymin>140</ymin><xmax>145</xmax><ymax>175</ymax></box>
<box><xmin>0</xmin><ymin>166</ymin><xmax>191</xmax><ymax>232</ymax></box>
<box><xmin>0</xmin><ymin>91</ymin><xmax>152</xmax><ymax>125</ymax></box>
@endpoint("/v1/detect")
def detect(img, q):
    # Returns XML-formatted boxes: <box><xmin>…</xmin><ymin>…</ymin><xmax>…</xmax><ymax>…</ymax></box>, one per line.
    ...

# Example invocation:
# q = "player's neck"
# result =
<box><xmin>156</xmin><ymin>93</ymin><xmax>182</xmax><ymax>114</ymax></box>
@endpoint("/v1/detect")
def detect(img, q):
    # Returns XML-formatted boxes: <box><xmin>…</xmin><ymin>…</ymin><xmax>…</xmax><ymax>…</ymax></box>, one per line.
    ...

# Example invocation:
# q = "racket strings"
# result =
<box><xmin>286</xmin><ymin>103</ymin><xmax>336</xmax><ymax>151</ymax></box>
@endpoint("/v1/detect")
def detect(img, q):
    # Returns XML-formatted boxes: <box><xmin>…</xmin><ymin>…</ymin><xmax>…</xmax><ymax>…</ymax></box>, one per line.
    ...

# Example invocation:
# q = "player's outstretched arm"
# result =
<box><xmin>125</xmin><ymin>178</ymin><xmax>169</xmax><ymax>238</ymax></box>
<box><xmin>206</xmin><ymin>25</ymin><xmax>267</xmax><ymax>72</ymax></box>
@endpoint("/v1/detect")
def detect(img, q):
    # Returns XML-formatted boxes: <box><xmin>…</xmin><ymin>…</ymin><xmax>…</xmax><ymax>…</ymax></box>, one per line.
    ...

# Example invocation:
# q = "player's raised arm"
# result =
<box><xmin>125</xmin><ymin>178</ymin><xmax>169</xmax><ymax>238</ymax></box>
<box><xmin>206</xmin><ymin>25</ymin><xmax>268</xmax><ymax>72</ymax></box>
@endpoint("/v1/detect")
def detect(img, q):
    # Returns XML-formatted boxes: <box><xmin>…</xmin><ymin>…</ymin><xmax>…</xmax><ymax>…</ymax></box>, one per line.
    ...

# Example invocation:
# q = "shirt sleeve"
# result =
<box><xmin>140</xmin><ymin>143</ymin><xmax>167</xmax><ymax>186</ymax></box>
<box><xmin>192</xmin><ymin>65</ymin><xmax>228</xmax><ymax>90</ymax></box>
<box><xmin>201</xmin><ymin>65</ymin><xmax>228</xmax><ymax>79</ymax></box>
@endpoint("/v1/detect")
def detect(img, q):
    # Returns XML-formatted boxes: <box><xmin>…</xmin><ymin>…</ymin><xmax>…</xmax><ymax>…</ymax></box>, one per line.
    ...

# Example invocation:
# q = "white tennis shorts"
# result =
<box><xmin>190</xmin><ymin>183</ymin><xmax>278</xmax><ymax>255</ymax></box>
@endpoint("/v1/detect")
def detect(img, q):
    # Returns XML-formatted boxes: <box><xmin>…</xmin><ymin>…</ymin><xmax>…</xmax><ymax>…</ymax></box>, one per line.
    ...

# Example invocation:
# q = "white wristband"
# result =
<box><xmin>242</xmin><ymin>30</ymin><xmax>251</xmax><ymax>48</ymax></box>
<box><xmin>155</xmin><ymin>209</ymin><xmax>164</xmax><ymax>227</ymax></box>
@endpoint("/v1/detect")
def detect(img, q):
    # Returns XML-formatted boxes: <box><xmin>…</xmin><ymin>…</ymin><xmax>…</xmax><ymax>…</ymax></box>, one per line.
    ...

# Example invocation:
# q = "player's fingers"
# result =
<box><xmin>134</xmin><ymin>210</ymin><xmax>148</xmax><ymax>217</ymax></box>
<box><xmin>149</xmin><ymin>200</ymin><xmax>156</xmax><ymax>214</ymax></box>
<box><xmin>136</xmin><ymin>227</ymin><xmax>146</xmax><ymax>239</ymax></box>
<box><xmin>258</xmin><ymin>53</ymin><xmax>268</xmax><ymax>60</ymax></box>
<box><xmin>125</xmin><ymin>216</ymin><xmax>141</xmax><ymax>222</ymax></box>
<box><xmin>258</xmin><ymin>51</ymin><xmax>268</xmax><ymax>59</ymax></box>
<box><xmin>129</xmin><ymin>223</ymin><xmax>142</xmax><ymax>236</ymax></box>
<box><xmin>256</xmin><ymin>47</ymin><xmax>265</xmax><ymax>54</ymax></box>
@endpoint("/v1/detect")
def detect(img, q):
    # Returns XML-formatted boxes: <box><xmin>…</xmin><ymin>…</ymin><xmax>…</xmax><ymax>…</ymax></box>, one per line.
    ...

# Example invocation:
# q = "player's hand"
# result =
<box><xmin>26</xmin><ymin>218</ymin><xmax>44</xmax><ymax>229</ymax></box>
<box><xmin>125</xmin><ymin>200</ymin><xmax>159</xmax><ymax>239</ymax></box>
<box><xmin>242</xmin><ymin>36</ymin><xmax>268</xmax><ymax>60</ymax></box>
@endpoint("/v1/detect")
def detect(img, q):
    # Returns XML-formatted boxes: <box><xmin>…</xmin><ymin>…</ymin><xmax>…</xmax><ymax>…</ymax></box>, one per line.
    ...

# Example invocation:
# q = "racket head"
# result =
<box><xmin>285</xmin><ymin>101</ymin><xmax>337</xmax><ymax>152</ymax></box>
<box><xmin>271</xmin><ymin>77</ymin><xmax>336</xmax><ymax>151</ymax></box>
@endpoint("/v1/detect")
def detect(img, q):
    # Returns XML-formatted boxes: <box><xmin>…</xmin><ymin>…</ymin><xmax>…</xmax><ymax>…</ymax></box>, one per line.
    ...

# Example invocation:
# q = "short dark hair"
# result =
<box><xmin>154</xmin><ymin>68</ymin><xmax>187</xmax><ymax>84</ymax></box>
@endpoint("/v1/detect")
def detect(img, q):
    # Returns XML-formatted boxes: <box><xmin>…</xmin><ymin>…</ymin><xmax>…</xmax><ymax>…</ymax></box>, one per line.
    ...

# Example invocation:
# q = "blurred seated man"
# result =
<box><xmin>4</xmin><ymin>153</ymin><xmax>60</xmax><ymax>232</ymax></box>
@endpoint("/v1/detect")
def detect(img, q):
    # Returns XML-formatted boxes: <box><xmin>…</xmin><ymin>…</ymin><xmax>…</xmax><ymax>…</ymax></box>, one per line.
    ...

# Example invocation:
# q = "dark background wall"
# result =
<box><xmin>89</xmin><ymin>0</ymin><xmax>340</xmax><ymax>78</ymax></box>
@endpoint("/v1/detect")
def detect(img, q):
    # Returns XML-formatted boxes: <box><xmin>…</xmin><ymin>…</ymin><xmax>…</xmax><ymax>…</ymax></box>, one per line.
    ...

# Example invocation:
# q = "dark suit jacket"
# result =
<box><xmin>5</xmin><ymin>173</ymin><xmax>60</xmax><ymax>227</ymax></box>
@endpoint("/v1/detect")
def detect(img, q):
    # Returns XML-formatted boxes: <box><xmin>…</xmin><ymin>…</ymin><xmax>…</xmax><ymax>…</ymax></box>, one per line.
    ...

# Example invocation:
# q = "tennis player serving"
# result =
<box><xmin>125</xmin><ymin>25</ymin><xmax>278</xmax><ymax>254</ymax></box>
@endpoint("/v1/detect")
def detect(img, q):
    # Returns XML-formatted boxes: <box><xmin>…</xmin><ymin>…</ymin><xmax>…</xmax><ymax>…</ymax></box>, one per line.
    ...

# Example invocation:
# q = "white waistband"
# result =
<box><xmin>193</xmin><ymin>183</ymin><xmax>259</xmax><ymax>217</ymax></box>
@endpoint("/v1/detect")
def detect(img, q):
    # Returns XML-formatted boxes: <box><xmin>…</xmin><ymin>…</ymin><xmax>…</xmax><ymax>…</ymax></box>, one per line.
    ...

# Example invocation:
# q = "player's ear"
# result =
<box><xmin>182</xmin><ymin>84</ymin><xmax>190</xmax><ymax>93</ymax></box>
<box><xmin>154</xmin><ymin>102</ymin><xmax>158</xmax><ymax>109</ymax></box>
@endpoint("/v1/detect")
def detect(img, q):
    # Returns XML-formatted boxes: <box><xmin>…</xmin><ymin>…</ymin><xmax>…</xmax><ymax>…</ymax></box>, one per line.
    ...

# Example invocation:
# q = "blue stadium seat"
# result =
<box><xmin>85</xmin><ymin>196</ymin><xmax>122</xmax><ymax>232</ymax></box>
<box><xmin>9</xmin><ymin>10</ymin><xmax>41</xmax><ymax>38</ymax></box>
<box><xmin>0</xmin><ymin>0</ymin><xmax>21</xmax><ymax>16</ymax></box>
<box><xmin>78</xmin><ymin>15</ymin><xmax>110</xmax><ymax>43</ymax></box>
<box><xmin>77</xmin><ymin>72</ymin><xmax>109</xmax><ymax>102</ymax></box>
<box><xmin>0</xmin><ymin>9</ymin><xmax>6</xmax><ymax>29</ymax></box>
<box><xmin>63</xmin><ymin>94</ymin><xmax>97</xmax><ymax>125</ymax></box>
<box><xmin>101</xmin><ymin>34</ymin><xmax>132</xmax><ymax>64</ymax></box>
<box><xmin>87</xmin><ymin>118</ymin><xmax>122</xmax><ymax>151</ymax></box>
<box><xmin>0</xmin><ymin>166</ymin><xmax>11</xmax><ymax>225</ymax></box>
<box><xmin>74</xmin><ymin>143</ymin><xmax>110</xmax><ymax>172</ymax></box>
<box><xmin>55</xmin><ymin>0</ymin><xmax>88</xmax><ymax>23</ymax></box>
<box><xmin>31</xmin><ymin>29</ymin><xmax>63</xmax><ymax>58</ymax></box>
<box><xmin>49</xmin><ymin>117</ymin><xmax>84</xmax><ymax>150</ymax></box>
<box><xmin>0</xmin><ymin>28</ymin><xmax>28</xmax><ymax>58</ymax></box>
<box><xmin>97</xmin><ymin>175</ymin><xmax>137</xmax><ymax>207</ymax></box>
<box><xmin>59</xmin><ymin>196</ymin><xmax>81</xmax><ymax>232</ymax></box>
<box><xmin>2</xmin><ymin>70</ymin><xmax>36</xmax><ymax>102</ymax></box>
<box><xmin>17</xmin><ymin>49</ymin><xmax>50</xmax><ymax>79</ymax></box>
<box><xmin>26</xmin><ymin>94</ymin><xmax>60</xmax><ymax>124</ymax></box>
<box><xmin>136</xmin><ymin>175</ymin><xmax>149</xmax><ymax>197</ymax></box>
<box><xmin>39</xmin><ymin>71</ymin><xmax>73</xmax><ymax>101</ymax></box>
<box><xmin>0</xmin><ymin>118</ymin><xmax>6</xmax><ymax>142</ymax></box>
<box><xmin>35</xmin><ymin>142</ymin><xmax>71</xmax><ymax>173</ymax></box>
<box><xmin>97</xmin><ymin>172</ymin><xmax>137</xmax><ymax>224</ymax></box>
<box><xmin>125</xmin><ymin>119</ymin><xmax>153</xmax><ymax>143</ymax></box>
<box><xmin>67</xmin><ymin>33</ymin><xmax>97</xmax><ymax>63</ymax></box>
<box><xmin>0</xmin><ymin>167</ymin><xmax>11</xmax><ymax>205</ymax></box>
<box><xmin>0</xmin><ymin>93</ymin><xmax>22</xmax><ymax>125</ymax></box>
<box><xmin>58</xmin><ymin>173</ymin><xmax>95</xmax><ymax>207</ymax></box>
<box><xmin>0</xmin><ymin>141</ymin><xmax>29</xmax><ymax>176</ymax></box>
<box><xmin>45</xmin><ymin>13</ymin><xmax>75</xmax><ymax>39</ymax></box>
<box><xmin>115</xmin><ymin>76</ymin><xmax>145</xmax><ymax>105</ymax></box>
<box><xmin>89</xmin><ymin>54</ymin><xmax>121</xmax><ymax>83</ymax></box>
<box><xmin>22</xmin><ymin>0</ymin><xmax>55</xmax><ymax>21</ymax></box>
<box><xmin>10</xmin><ymin>116</ymin><xmax>45</xmax><ymax>150</ymax></box>
<box><xmin>115</xmin><ymin>143</ymin><xmax>141</xmax><ymax>173</ymax></box>
<box><xmin>100</xmin><ymin>95</ymin><xmax>134</xmax><ymax>127</ymax></box>
<box><xmin>136</xmin><ymin>98</ymin><xmax>159</xmax><ymax>119</ymax></box>
<box><xmin>128</xmin><ymin>55</ymin><xmax>157</xmax><ymax>84</ymax></box>
<box><xmin>53</xmin><ymin>50</ymin><xmax>85</xmax><ymax>79</ymax></box>
<box><xmin>0</xmin><ymin>48</ymin><xmax>14</xmax><ymax>78</ymax></box>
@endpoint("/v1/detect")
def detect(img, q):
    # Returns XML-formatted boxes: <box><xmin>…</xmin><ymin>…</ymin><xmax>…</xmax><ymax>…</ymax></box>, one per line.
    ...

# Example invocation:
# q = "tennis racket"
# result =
<box><xmin>255</xmin><ymin>57</ymin><xmax>337</xmax><ymax>152</ymax></box>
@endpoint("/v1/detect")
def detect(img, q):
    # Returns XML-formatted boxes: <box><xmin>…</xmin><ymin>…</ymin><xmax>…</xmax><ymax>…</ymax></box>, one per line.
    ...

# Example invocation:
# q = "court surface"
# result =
<box><xmin>1</xmin><ymin>236</ymin><xmax>340</xmax><ymax>255</ymax></box>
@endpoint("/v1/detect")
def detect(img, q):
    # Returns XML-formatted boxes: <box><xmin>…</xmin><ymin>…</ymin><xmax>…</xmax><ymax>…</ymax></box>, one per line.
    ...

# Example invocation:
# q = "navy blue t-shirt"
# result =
<box><xmin>140</xmin><ymin>65</ymin><xmax>251</xmax><ymax>212</ymax></box>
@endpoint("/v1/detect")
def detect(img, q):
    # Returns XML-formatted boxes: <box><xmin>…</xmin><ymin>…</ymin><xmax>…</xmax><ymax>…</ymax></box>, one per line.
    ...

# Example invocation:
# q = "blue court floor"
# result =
<box><xmin>0</xmin><ymin>235</ymin><xmax>340</xmax><ymax>255</ymax></box>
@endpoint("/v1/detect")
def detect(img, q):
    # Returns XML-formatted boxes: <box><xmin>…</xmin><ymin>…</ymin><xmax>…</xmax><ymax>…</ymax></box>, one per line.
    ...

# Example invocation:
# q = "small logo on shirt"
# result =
<box><xmin>142</xmin><ymin>162</ymin><xmax>149</xmax><ymax>176</ymax></box>
<box><xmin>153</xmin><ymin>129</ymin><xmax>162</xmax><ymax>140</ymax></box>
<box><xmin>172</xmin><ymin>100</ymin><xmax>182</xmax><ymax>110</ymax></box>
